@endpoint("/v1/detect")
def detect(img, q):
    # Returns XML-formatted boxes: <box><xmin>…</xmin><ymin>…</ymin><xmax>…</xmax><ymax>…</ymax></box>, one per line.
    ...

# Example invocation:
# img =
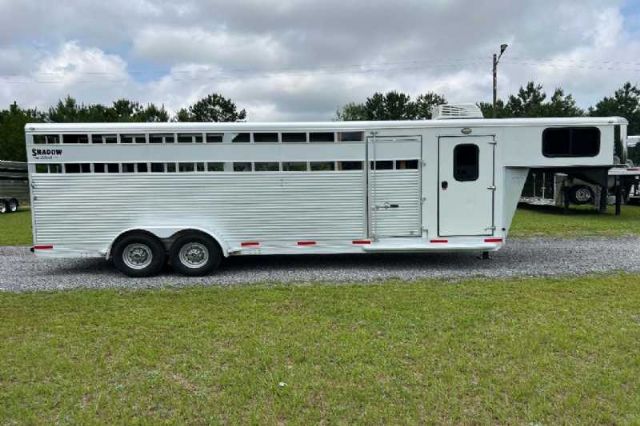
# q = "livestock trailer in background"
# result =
<box><xmin>0</xmin><ymin>161</ymin><xmax>29</xmax><ymax>213</ymax></box>
<box><xmin>520</xmin><ymin>135</ymin><xmax>640</xmax><ymax>210</ymax></box>
<box><xmin>25</xmin><ymin>107</ymin><xmax>626</xmax><ymax>277</ymax></box>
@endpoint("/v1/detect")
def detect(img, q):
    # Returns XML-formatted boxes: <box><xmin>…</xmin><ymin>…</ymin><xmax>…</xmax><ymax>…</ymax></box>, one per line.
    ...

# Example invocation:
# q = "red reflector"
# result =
<box><xmin>430</xmin><ymin>239</ymin><xmax>448</xmax><ymax>244</ymax></box>
<box><xmin>484</xmin><ymin>238</ymin><xmax>503</xmax><ymax>243</ymax></box>
<box><xmin>241</xmin><ymin>241</ymin><xmax>260</xmax><ymax>247</ymax></box>
<box><xmin>297</xmin><ymin>241</ymin><xmax>316</xmax><ymax>246</ymax></box>
<box><xmin>352</xmin><ymin>239</ymin><xmax>371</xmax><ymax>245</ymax></box>
<box><xmin>33</xmin><ymin>245</ymin><xmax>53</xmax><ymax>250</ymax></box>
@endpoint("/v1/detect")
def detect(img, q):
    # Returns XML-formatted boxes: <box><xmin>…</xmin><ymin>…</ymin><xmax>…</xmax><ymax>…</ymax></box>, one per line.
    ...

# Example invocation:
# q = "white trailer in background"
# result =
<box><xmin>25</xmin><ymin>109</ymin><xmax>626</xmax><ymax>276</ymax></box>
<box><xmin>0</xmin><ymin>161</ymin><xmax>29</xmax><ymax>213</ymax></box>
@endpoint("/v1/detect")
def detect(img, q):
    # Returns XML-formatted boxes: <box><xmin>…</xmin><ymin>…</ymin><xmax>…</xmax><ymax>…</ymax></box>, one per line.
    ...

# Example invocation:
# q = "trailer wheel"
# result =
<box><xmin>568</xmin><ymin>185</ymin><xmax>594</xmax><ymax>205</ymax></box>
<box><xmin>0</xmin><ymin>200</ymin><xmax>7</xmax><ymax>214</ymax></box>
<box><xmin>8</xmin><ymin>199</ymin><xmax>18</xmax><ymax>213</ymax></box>
<box><xmin>170</xmin><ymin>232</ymin><xmax>222</xmax><ymax>276</ymax></box>
<box><xmin>112</xmin><ymin>233</ymin><xmax>166</xmax><ymax>277</ymax></box>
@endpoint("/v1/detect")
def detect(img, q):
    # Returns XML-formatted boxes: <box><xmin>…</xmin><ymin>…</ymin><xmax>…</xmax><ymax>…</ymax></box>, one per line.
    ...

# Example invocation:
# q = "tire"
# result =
<box><xmin>568</xmin><ymin>185</ymin><xmax>594</xmax><ymax>205</ymax></box>
<box><xmin>111</xmin><ymin>233</ymin><xmax>166</xmax><ymax>277</ymax></box>
<box><xmin>170</xmin><ymin>232</ymin><xmax>222</xmax><ymax>276</ymax></box>
<box><xmin>0</xmin><ymin>200</ymin><xmax>7</xmax><ymax>214</ymax></box>
<box><xmin>8</xmin><ymin>199</ymin><xmax>18</xmax><ymax>213</ymax></box>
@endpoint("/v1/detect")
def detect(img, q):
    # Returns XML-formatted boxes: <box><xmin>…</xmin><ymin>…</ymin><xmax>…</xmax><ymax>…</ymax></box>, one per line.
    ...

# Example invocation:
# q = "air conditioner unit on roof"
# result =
<box><xmin>431</xmin><ymin>104</ymin><xmax>484</xmax><ymax>120</ymax></box>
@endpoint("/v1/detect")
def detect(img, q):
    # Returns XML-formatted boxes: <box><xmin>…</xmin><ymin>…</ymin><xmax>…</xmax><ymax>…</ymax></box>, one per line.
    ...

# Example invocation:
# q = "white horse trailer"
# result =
<box><xmin>25</xmin><ymin>113</ymin><xmax>627</xmax><ymax>276</ymax></box>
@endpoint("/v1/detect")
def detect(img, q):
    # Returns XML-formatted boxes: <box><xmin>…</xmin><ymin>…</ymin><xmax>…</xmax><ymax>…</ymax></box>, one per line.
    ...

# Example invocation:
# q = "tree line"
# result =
<box><xmin>1</xmin><ymin>82</ymin><xmax>640</xmax><ymax>162</ymax></box>
<box><xmin>0</xmin><ymin>93</ymin><xmax>246</xmax><ymax>162</ymax></box>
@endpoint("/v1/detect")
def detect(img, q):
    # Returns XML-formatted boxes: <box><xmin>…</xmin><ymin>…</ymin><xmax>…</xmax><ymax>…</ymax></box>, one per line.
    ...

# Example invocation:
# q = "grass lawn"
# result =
<box><xmin>510</xmin><ymin>203</ymin><xmax>640</xmax><ymax>238</ymax></box>
<box><xmin>0</xmin><ymin>208</ymin><xmax>32</xmax><ymax>246</ymax></box>
<box><xmin>2</xmin><ymin>274</ymin><xmax>640</xmax><ymax>423</ymax></box>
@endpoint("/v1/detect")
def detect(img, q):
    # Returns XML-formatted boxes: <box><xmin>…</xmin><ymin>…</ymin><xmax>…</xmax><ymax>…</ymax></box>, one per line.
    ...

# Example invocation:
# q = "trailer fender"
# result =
<box><xmin>106</xmin><ymin>226</ymin><xmax>230</xmax><ymax>259</ymax></box>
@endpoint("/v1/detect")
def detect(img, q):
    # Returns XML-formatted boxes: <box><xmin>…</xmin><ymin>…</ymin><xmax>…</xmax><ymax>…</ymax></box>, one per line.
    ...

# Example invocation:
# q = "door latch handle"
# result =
<box><xmin>441</xmin><ymin>181</ymin><xmax>448</xmax><ymax>190</ymax></box>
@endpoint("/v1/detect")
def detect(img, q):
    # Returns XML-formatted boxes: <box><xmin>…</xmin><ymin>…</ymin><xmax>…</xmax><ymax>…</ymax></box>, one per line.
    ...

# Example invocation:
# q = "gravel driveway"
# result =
<box><xmin>1</xmin><ymin>237</ymin><xmax>639</xmax><ymax>292</ymax></box>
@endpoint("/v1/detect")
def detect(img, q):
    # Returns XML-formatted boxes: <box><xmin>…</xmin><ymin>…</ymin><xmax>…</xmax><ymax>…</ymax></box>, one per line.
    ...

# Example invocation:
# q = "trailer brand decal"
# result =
<box><xmin>32</xmin><ymin>148</ymin><xmax>63</xmax><ymax>160</ymax></box>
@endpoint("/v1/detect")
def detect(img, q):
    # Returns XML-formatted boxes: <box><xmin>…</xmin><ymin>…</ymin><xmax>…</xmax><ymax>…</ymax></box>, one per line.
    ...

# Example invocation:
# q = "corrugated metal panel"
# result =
<box><xmin>370</xmin><ymin>170</ymin><xmax>421</xmax><ymax>237</ymax></box>
<box><xmin>31</xmin><ymin>172</ymin><xmax>366</xmax><ymax>251</ymax></box>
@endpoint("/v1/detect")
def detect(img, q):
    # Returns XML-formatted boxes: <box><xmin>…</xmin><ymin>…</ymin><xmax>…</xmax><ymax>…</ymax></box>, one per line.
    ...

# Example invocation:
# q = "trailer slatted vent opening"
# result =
<box><xmin>253</xmin><ymin>133</ymin><xmax>279</xmax><ymax>143</ymax></box>
<box><xmin>282</xmin><ymin>133</ymin><xmax>307</xmax><ymax>143</ymax></box>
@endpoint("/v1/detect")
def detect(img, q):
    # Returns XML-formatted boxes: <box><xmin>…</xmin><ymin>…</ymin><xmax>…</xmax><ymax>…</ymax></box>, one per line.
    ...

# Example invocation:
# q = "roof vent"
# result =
<box><xmin>431</xmin><ymin>104</ymin><xmax>484</xmax><ymax>120</ymax></box>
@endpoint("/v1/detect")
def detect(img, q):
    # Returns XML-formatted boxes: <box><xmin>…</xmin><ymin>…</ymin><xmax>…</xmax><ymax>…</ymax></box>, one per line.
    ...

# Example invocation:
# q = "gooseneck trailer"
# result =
<box><xmin>25</xmin><ymin>108</ymin><xmax>627</xmax><ymax>276</ymax></box>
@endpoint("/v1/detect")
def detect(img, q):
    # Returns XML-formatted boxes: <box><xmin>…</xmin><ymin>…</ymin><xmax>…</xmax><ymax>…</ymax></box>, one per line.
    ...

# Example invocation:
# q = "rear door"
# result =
<box><xmin>438</xmin><ymin>136</ymin><xmax>495</xmax><ymax>236</ymax></box>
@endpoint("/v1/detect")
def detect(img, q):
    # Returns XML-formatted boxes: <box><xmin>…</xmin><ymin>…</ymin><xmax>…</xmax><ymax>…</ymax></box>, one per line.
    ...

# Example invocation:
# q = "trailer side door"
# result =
<box><xmin>438</xmin><ymin>135</ymin><xmax>495</xmax><ymax>237</ymax></box>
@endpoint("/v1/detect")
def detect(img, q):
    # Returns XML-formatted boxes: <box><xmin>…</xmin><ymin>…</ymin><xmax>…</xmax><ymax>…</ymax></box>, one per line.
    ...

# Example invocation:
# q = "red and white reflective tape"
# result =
<box><xmin>352</xmin><ymin>239</ymin><xmax>371</xmax><ymax>245</ymax></box>
<box><xmin>32</xmin><ymin>245</ymin><xmax>54</xmax><ymax>250</ymax></box>
<box><xmin>484</xmin><ymin>238</ymin><xmax>503</xmax><ymax>243</ymax></box>
<box><xmin>241</xmin><ymin>241</ymin><xmax>260</xmax><ymax>247</ymax></box>
<box><xmin>297</xmin><ymin>241</ymin><xmax>317</xmax><ymax>246</ymax></box>
<box><xmin>430</xmin><ymin>239</ymin><xmax>448</xmax><ymax>244</ymax></box>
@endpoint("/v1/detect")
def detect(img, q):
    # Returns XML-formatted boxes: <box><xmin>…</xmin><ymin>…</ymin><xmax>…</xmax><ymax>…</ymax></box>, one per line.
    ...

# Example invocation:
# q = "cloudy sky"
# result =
<box><xmin>0</xmin><ymin>0</ymin><xmax>639</xmax><ymax>121</ymax></box>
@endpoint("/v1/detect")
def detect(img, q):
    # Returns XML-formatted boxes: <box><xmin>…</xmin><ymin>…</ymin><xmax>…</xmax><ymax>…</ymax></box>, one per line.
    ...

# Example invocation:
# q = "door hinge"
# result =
<box><xmin>487</xmin><ymin>185</ymin><xmax>496</xmax><ymax>191</ymax></box>
<box><xmin>485</xmin><ymin>226</ymin><xmax>497</xmax><ymax>231</ymax></box>
<box><xmin>489</xmin><ymin>140</ymin><xmax>497</xmax><ymax>145</ymax></box>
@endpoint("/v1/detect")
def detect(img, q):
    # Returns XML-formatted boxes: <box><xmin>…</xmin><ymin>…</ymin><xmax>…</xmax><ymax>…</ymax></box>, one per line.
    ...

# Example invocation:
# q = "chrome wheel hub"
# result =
<box><xmin>123</xmin><ymin>243</ymin><xmax>153</xmax><ymax>270</ymax></box>
<box><xmin>179</xmin><ymin>242</ymin><xmax>209</xmax><ymax>268</ymax></box>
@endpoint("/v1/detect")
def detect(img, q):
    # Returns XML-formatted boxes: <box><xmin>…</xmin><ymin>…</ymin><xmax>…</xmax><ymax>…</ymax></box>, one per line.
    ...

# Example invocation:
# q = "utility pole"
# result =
<box><xmin>492</xmin><ymin>44</ymin><xmax>509</xmax><ymax>118</ymax></box>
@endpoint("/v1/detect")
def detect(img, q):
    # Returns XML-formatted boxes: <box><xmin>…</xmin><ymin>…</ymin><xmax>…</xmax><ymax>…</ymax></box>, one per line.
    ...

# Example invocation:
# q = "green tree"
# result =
<box><xmin>479</xmin><ymin>82</ymin><xmax>583</xmax><ymax>118</ymax></box>
<box><xmin>176</xmin><ymin>94</ymin><xmax>246</xmax><ymax>122</ymax></box>
<box><xmin>590</xmin><ymin>82</ymin><xmax>640</xmax><ymax>135</ymax></box>
<box><xmin>336</xmin><ymin>91</ymin><xmax>446</xmax><ymax>121</ymax></box>
<box><xmin>47</xmin><ymin>96</ymin><xmax>170</xmax><ymax>123</ymax></box>
<box><xmin>0</xmin><ymin>102</ymin><xmax>45</xmax><ymax>161</ymax></box>
<box><xmin>590</xmin><ymin>82</ymin><xmax>640</xmax><ymax>164</ymax></box>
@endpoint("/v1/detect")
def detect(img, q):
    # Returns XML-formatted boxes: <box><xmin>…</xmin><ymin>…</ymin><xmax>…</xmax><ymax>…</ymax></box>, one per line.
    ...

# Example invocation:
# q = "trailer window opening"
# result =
<box><xmin>166</xmin><ymin>163</ymin><xmax>177</xmax><ymax>173</ymax></box>
<box><xmin>206</xmin><ymin>133</ymin><xmax>223</xmax><ymax>143</ymax></box>
<box><xmin>94</xmin><ymin>163</ymin><xmax>106</xmax><ymax>173</ymax></box>
<box><xmin>150</xmin><ymin>134</ymin><xmax>174</xmax><ymax>144</ymax></box>
<box><xmin>338</xmin><ymin>132</ymin><xmax>364</xmax><ymax>142</ymax></box>
<box><xmin>542</xmin><ymin>127</ymin><xmax>600</xmax><ymax>157</ymax></box>
<box><xmin>282</xmin><ymin>133</ymin><xmax>307</xmax><ymax>143</ymax></box>
<box><xmin>255</xmin><ymin>162</ymin><xmax>279</xmax><ymax>171</ymax></box>
<box><xmin>62</xmin><ymin>134</ymin><xmax>89</xmax><ymax>144</ymax></box>
<box><xmin>91</xmin><ymin>134</ymin><xmax>117</xmax><ymax>144</ymax></box>
<box><xmin>231</xmin><ymin>133</ymin><xmax>250</xmax><ymax>143</ymax></box>
<box><xmin>310</xmin><ymin>161</ymin><xmax>335</xmax><ymax>171</ymax></box>
<box><xmin>234</xmin><ymin>162</ymin><xmax>252</xmax><ymax>172</ymax></box>
<box><xmin>65</xmin><ymin>163</ymin><xmax>91</xmax><ymax>173</ymax></box>
<box><xmin>207</xmin><ymin>162</ymin><xmax>224</xmax><ymax>172</ymax></box>
<box><xmin>178</xmin><ymin>133</ymin><xmax>203</xmax><ymax>143</ymax></box>
<box><xmin>137</xmin><ymin>163</ymin><xmax>148</xmax><ymax>173</ymax></box>
<box><xmin>371</xmin><ymin>160</ymin><xmax>393</xmax><ymax>170</ymax></box>
<box><xmin>107</xmin><ymin>163</ymin><xmax>119</xmax><ymax>173</ymax></box>
<box><xmin>35</xmin><ymin>164</ymin><xmax>49</xmax><ymax>173</ymax></box>
<box><xmin>338</xmin><ymin>161</ymin><xmax>363</xmax><ymax>170</ymax></box>
<box><xmin>453</xmin><ymin>144</ymin><xmax>479</xmax><ymax>181</ymax></box>
<box><xmin>179</xmin><ymin>162</ymin><xmax>195</xmax><ymax>172</ymax></box>
<box><xmin>151</xmin><ymin>163</ymin><xmax>165</xmax><ymax>173</ymax></box>
<box><xmin>196</xmin><ymin>162</ymin><xmax>205</xmax><ymax>172</ymax></box>
<box><xmin>33</xmin><ymin>135</ymin><xmax>60</xmax><ymax>144</ymax></box>
<box><xmin>121</xmin><ymin>134</ymin><xmax>146</xmax><ymax>144</ymax></box>
<box><xmin>397</xmin><ymin>159</ymin><xmax>419</xmax><ymax>169</ymax></box>
<box><xmin>309</xmin><ymin>132</ymin><xmax>335</xmax><ymax>143</ymax></box>
<box><xmin>253</xmin><ymin>133</ymin><xmax>279</xmax><ymax>143</ymax></box>
<box><xmin>283</xmin><ymin>162</ymin><xmax>307</xmax><ymax>171</ymax></box>
<box><xmin>122</xmin><ymin>163</ymin><xmax>135</xmax><ymax>173</ymax></box>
